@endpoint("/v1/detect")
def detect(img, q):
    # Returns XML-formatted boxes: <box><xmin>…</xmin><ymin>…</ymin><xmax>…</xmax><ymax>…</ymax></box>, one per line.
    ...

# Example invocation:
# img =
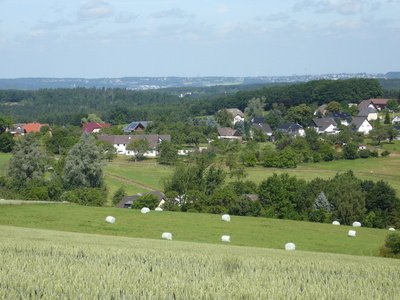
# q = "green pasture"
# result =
<box><xmin>104</xmin><ymin>175</ymin><xmax>148</xmax><ymax>204</ymax></box>
<box><xmin>0</xmin><ymin>203</ymin><xmax>392</xmax><ymax>257</ymax></box>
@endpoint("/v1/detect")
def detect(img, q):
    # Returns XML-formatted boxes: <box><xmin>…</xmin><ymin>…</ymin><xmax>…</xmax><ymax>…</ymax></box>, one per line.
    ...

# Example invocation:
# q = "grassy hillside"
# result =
<box><xmin>1</xmin><ymin>225</ymin><xmax>398</xmax><ymax>299</ymax></box>
<box><xmin>0</xmin><ymin>203</ymin><xmax>393</xmax><ymax>257</ymax></box>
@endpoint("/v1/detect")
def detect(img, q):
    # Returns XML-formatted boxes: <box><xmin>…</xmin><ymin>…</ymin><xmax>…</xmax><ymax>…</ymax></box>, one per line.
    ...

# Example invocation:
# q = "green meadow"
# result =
<box><xmin>0</xmin><ymin>203</ymin><xmax>391</xmax><ymax>257</ymax></box>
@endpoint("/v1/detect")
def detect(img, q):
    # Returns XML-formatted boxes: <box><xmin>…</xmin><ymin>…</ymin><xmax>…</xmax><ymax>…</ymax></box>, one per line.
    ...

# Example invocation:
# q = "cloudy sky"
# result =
<box><xmin>1</xmin><ymin>0</ymin><xmax>399</xmax><ymax>78</ymax></box>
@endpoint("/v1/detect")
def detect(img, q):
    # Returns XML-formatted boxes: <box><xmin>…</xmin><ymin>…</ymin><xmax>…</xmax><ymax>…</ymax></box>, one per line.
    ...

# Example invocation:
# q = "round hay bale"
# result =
<box><xmin>285</xmin><ymin>242</ymin><xmax>296</xmax><ymax>251</ymax></box>
<box><xmin>221</xmin><ymin>214</ymin><xmax>231</xmax><ymax>222</ymax></box>
<box><xmin>332</xmin><ymin>221</ymin><xmax>340</xmax><ymax>225</ymax></box>
<box><xmin>155</xmin><ymin>207</ymin><xmax>163</xmax><ymax>211</ymax></box>
<box><xmin>105</xmin><ymin>216</ymin><xmax>115</xmax><ymax>223</ymax></box>
<box><xmin>348</xmin><ymin>230</ymin><xmax>356</xmax><ymax>237</ymax></box>
<box><xmin>389</xmin><ymin>227</ymin><xmax>395</xmax><ymax>231</ymax></box>
<box><xmin>161</xmin><ymin>232</ymin><xmax>172</xmax><ymax>240</ymax></box>
<box><xmin>221</xmin><ymin>235</ymin><xmax>230</xmax><ymax>242</ymax></box>
<box><xmin>352</xmin><ymin>221</ymin><xmax>361</xmax><ymax>227</ymax></box>
<box><xmin>141</xmin><ymin>207</ymin><xmax>150</xmax><ymax>214</ymax></box>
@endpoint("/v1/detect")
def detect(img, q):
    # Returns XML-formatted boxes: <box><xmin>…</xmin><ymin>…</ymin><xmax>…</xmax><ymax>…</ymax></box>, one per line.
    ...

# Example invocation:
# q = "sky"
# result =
<box><xmin>0</xmin><ymin>0</ymin><xmax>399</xmax><ymax>78</ymax></box>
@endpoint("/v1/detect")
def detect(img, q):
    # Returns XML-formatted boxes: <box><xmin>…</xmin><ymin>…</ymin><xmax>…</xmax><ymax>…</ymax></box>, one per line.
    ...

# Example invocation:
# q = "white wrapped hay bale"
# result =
<box><xmin>389</xmin><ymin>228</ymin><xmax>395</xmax><ymax>231</ymax></box>
<box><xmin>332</xmin><ymin>221</ymin><xmax>340</xmax><ymax>225</ymax></box>
<box><xmin>285</xmin><ymin>242</ymin><xmax>296</xmax><ymax>251</ymax></box>
<box><xmin>141</xmin><ymin>207</ymin><xmax>150</xmax><ymax>214</ymax></box>
<box><xmin>155</xmin><ymin>207</ymin><xmax>163</xmax><ymax>211</ymax></box>
<box><xmin>105</xmin><ymin>216</ymin><xmax>115</xmax><ymax>223</ymax></box>
<box><xmin>352</xmin><ymin>221</ymin><xmax>361</xmax><ymax>227</ymax></box>
<box><xmin>221</xmin><ymin>235</ymin><xmax>230</xmax><ymax>242</ymax></box>
<box><xmin>348</xmin><ymin>230</ymin><xmax>356</xmax><ymax>237</ymax></box>
<box><xmin>161</xmin><ymin>232</ymin><xmax>172</xmax><ymax>240</ymax></box>
<box><xmin>221</xmin><ymin>214</ymin><xmax>231</xmax><ymax>222</ymax></box>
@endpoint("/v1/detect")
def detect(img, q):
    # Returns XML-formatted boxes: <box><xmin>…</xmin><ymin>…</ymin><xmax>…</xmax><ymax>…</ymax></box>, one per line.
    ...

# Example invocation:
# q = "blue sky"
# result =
<box><xmin>1</xmin><ymin>0</ymin><xmax>399</xmax><ymax>78</ymax></box>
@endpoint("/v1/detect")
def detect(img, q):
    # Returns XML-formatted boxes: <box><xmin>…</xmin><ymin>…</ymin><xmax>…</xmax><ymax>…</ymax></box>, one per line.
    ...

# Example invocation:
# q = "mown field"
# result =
<box><xmin>1</xmin><ymin>225</ymin><xmax>399</xmax><ymax>299</ymax></box>
<box><xmin>0</xmin><ymin>203</ymin><xmax>392</xmax><ymax>257</ymax></box>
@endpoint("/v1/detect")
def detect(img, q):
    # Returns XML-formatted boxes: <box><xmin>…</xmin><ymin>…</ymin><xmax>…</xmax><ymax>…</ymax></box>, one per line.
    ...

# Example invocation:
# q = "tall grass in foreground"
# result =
<box><xmin>1</xmin><ymin>226</ymin><xmax>399</xmax><ymax>299</ymax></box>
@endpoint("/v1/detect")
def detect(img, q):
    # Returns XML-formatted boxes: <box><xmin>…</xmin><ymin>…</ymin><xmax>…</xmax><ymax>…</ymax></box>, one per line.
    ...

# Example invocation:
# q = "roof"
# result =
<box><xmin>314</xmin><ymin>104</ymin><xmax>327</xmax><ymax>115</ymax></box>
<box><xmin>358</xmin><ymin>107</ymin><xmax>378</xmax><ymax>117</ymax></box>
<box><xmin>351</xmin><ymin>117</ymin><xmax>370</xmax><ymax>129</ymax></box>
<box><xmin>226</xmin><ymin>108</ymin><xmax>244</xmax><ymax>118</ymax></box>
<box><xmin>82</xmin><ymin>122</ymin><xmax>110</xmax><ymax>133</ymax></box>
<box><xmin>122</xmin><ymin>121</ymin><xmax>152</xmax><ymax>132</ymax></box>
<box><xmin>217</xmin><ymin>127</ymin><xmax>240</xmax><ymax>137</ymax></box>
<box><xmin>370</xmin><ymin>99</ymin><xmax>390</xmax><ymax>105</ymax></box>
<box><xmin>310</xmin><ymin>118</ymin><xmax>337</xmax><ymax>131</ymax></box>
<box><xmin>276</xmin><ymin>123</ymin><xmax>303</xmax><ymax>131</ymax></box>
<box><xmin>22</xmin><ymin>123</ymin><xmax>49</xmax><ymax>133</ymax></box>
<box><xmin>251</xmin><ymin>123</ymin><xmax>273</xmax><ymax>134</ymax></box>
<box><xmin>98</xmin><ymin>134</ymin><xmax>171</xmax><ymax>149</ymax></box>
<box><xmin>118</xmin><ymin>191</ymin><xmax>165</xmax><ymax>208</ymax></box>
<box><xmin>358</xmin><ymin>100</ymin><xmax>375</xmax><ymax>111</ymax></box>
<box><xmin>249</xmin><ymin>117</ymin><xmax>265</xmax><ymax>125</ymax></box>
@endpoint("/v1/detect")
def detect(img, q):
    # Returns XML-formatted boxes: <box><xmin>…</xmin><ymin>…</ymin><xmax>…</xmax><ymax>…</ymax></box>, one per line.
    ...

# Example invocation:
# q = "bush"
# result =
<box><xmin>61</xmin><ymin>188</ymin><xmax>106</xmax><ymax>206</ymax></box>
<box><xmin>132</xmin><ymin>194</ymin><xmax>160</xmax><ymax>210</ymax></box>
<box><xmin>358</xmin><ymin>149</ymin><xmax>370</xmax><ymax>158</ymax></box>
<box><xmin>370</xmin><ymin>150</ymin><xmax>379</xmax><ymax>157</ymax></box>
<box><xmin>385</xmin><ymin>232</ymin><xmax>400</xmax><ymax>254</ymax></box>
<box><xmin>381</xmin><ymin>150</ymin><xmax>391</xmax><ymax>157</ymax></box>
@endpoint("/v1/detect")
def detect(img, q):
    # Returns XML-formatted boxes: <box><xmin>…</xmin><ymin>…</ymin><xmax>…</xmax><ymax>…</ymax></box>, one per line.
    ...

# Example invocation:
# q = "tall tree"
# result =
<box><xmin>244</xmin><ymin>97</ymin><xmax>265</xmax><ymax>119</ymax></box>
<box><xmin>215</xmin><ymin>109</ymin><xmax>234</xmax><ymax>128</ymax></box>
<box><xmin>62</xmin><ymin>134</ymin><xmax>105</xmax><ymax>190</ymax></box>
<box><xmin>126</xmin><ymin>138</ymin><xmax>151</xmax><ymax>161</ymax></box>
<box><xmin>8</xmin><ymin>134</ymin><xmax>48</xmax><ymax>186</ymax></box>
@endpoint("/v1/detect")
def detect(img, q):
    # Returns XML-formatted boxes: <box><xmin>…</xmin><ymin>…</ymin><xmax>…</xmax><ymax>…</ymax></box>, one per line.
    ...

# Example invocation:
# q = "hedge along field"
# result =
<box><xmin>1</xmin><ymin>225</ymin><xmax>399</xmax><ymax>299</ymax></box>
<box><xmin>0</xmin><ymin>204</ymin><xmax>391</xmax><ymax>257</ymax></box>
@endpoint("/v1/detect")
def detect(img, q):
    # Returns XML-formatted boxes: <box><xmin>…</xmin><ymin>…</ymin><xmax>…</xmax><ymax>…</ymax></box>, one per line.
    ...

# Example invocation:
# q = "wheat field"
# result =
<box><xmin>1</xmin><ymin>225</ymin><xmax>399</xmax><ymax>299</ymax></box>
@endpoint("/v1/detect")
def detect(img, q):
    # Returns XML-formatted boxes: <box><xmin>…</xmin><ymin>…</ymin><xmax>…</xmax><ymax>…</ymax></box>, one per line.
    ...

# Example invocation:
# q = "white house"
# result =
<box><xmin>392</xmin><ymin>115</ymin><xmax>400</xmax><ymax>125</ymax></box>
<box><xmin>225</xmin><ymin>108</ymin><xmax>245</xmax><ymax>124</ymax></box>
<box><xmin>350</xmin><ymin>117</ymin><xmax>373</xmax><ymax>135</ymax></box>
<box><xmin>308</xmin><ymin>118</ymin><xmax>339</xmax><ymax>135</ymax></box>
<box><xmin>98</xmin><ymin>134</ymin><xmax>171</xmax><ymax>156</ymax></box>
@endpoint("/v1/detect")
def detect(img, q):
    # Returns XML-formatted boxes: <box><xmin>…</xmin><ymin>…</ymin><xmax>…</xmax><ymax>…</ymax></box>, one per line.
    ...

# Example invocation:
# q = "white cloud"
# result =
<box><xmin>216</xmin><ymin>4</ymin><xmax>229</xmax><ymax>14</ymax></box>
<box><xmin>115</xmin><ymin>12</ymin><xmax>138</xmax><ymax>24</ymax></box>
<box><xmin>331</xmin><ymin>19</ymin><xmax>360</xmax><ymax>30</ymax></box>
<box><xmin>151</xmin><ymin>8</ymin><xmax>194</xmax><ymax>19</ymax></box>
<box><xmin>294</xmin><ymin>0</ymin><xmax>364</xmax><ymax>15</ymax></box>
<box><xmin>78</xmin><ymin>0</ymin><xmax>114</xmax><ymax>20</ymax></box>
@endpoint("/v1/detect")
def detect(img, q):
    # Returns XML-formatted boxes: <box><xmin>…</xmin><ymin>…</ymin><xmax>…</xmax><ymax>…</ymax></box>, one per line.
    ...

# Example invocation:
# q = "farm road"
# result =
<box><xmin>105</xmin><ymin>173</ymin><xmax>157</xmax><ymax>192</ymax></box>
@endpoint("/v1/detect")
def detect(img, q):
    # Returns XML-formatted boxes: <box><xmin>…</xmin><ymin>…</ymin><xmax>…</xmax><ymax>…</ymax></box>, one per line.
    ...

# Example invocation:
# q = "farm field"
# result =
<box><xmin>0</xmin><ymin>203</ymin><xmax>392</xmax><ymax>257</ymax></box>
<box><xmin>104</xmin><ymin>155</ymin><xmax>400</xmax><ymax>195</ymax></box>
<box><xmin>1</xmin><ymin>225</ymin><xmax>399</xmax><ymax>299</ymax></box>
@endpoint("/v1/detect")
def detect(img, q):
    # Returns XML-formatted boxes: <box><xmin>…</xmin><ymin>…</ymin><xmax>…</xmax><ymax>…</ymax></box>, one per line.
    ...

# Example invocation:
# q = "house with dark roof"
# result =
<box><xmin>358</xmin><ymin>99</ymin><xmax>377</xmax><ymax>112</ymax></box>
<box><xmin>325</xmin><ymin>112</ymin><xmax>352</xmax><ymax>126</ymax></box>
<box><xmin>308</xmin><ymin>118</ymin><xmax>339</xmax><ymax>135</ymax></box>
<box><xmin>98</xmin><ymin>134</ymin><xmax>171</xmax><ymax>156</ymax></box>
<box><xmin>350</xmin><ymin>117</ymin><xmax>373</xmax><ymax>134</ymax></box>
<box><xmin>276</xmin><ymin>123</ymin><xmax>305</xmax><ymax>137</ymax></box>
<box><xmin>82</xmin><ymin>122</ymin><xmax>110</xmax><ymax>133</ymax></box>
<box><xmin>358</xmin><ymin>107</ymin><xmax>378</xmax><ymax>121</ymax></box>
<box><xmin>249</xmin><ymin>117</ymin><xmax>265</xmax><ymax>125</ymax></box>
<box><xmin>217</xmin><ymin>127</ymin><xmax>242</xmax><ymax>141</ymax></box>
<box><xmin>392</xmin><ymin>115</ymin><xmax>400</xmax><ymax>125</ymax></box>
<box><xmin>118</xmin><ymin>191</ymin><xmax>165</xmax><ymax>208</ymax></box>
<box><xmin>122</xmin><ymin>121</ymin><xmax>152</xmax><ymax>133</ymax></box>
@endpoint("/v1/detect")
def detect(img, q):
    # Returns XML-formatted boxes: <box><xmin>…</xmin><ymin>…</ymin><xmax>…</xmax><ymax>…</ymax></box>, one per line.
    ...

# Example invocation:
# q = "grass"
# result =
<box><xmin>0</xmin><ymin>203</ymin><xmax>392</xmax><ymax>257</ymax></box>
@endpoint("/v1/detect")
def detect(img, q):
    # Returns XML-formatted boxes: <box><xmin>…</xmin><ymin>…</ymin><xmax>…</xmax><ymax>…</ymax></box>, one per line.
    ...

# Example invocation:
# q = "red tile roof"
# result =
<box><xmin>82</xmin><ymin>123</ymin><xmax>110</xmax><ymax>133</ymax></box>
<box><xmin>22</xmin><ymin>123</ymin><xmax>49</xmax><ymax>133</ymax></box>
<box><xmin>370</xmin><ymin>99</ymin><xmax>390</xmax><ymax>105</ymax></box>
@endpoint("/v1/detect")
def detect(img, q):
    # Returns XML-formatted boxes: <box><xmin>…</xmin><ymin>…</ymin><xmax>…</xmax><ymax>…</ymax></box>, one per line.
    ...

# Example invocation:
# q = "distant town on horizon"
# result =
<box><xmin>1</xmin><ymin>72</ymin><xmax>400</xmax><ymax>91</ymax></box>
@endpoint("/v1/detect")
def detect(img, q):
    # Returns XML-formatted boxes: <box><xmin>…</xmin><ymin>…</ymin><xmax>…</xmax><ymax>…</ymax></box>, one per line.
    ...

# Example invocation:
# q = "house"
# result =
<box><xmin>122</xmin><ymin>121</ymin><xmax>152</xmax><ymax>133</ymax></box>
<box><xmin>325</xmin><ymin>112</ymin><xmax>352</xmax><ymax>126</ymax></box>
<box><xmin>392</xmin><ymin>115</ymin><xmax>400</xmax><ymax>125</ymax></box>
<box><xmin>313</xmin><ymin>104</ymin><xmax>328</xmax><ymax>116</ymax></box>
<box><xmin>250</xmin><ymin>123</ymin><xmax>273</xmax><ymax>136</ymax></box>
<box><xmin>350</xmin><ymin>117</ymin><xmax>373</xmax><ymax>134</ymax></box>
<box><xmin>248</xmin><ymin>117</ymin><xmax>265</xmax><ymax>125</ymax></box>
<box><xmin>117</xmin><ymin>191</ymin><xmax>165</xmax><ymax>208</ymax></box>
<box><xmin>7</xmin><ymin>123</ymin><xmax>27</xmax><ymax>137</ymax></box>
<box><xmin>308</xmin><ymin>118</ymin><xmax>339</xmax><ymax>135</ymax></box>
<box><xmin>217</xmin><ymin>127</ymin><xmax>242</xmax><ymax>141</ymax></box>
<box><xmin>225</xmin><ymin>108</ymin><xmax>245</xmax><ymax>124</ymax></box>
<box><xmin>394</xmin><ymin>126</ymin><xmax>400</xmax><ymax>140</ymax></box>
<box><xmin>369</xmin><ymin>99</ymin><xmax>390</xmax><ymax>111</ymax></box>
<box><xmin>358</xmin><ymin>107</ymin><xmax>378</xmax><ymax>121</ymax></box>
<box><xmin>276</xmin><ymin>123</ymin><xmax>305</xmax><ymax>137</ymax></box>
<box><xmin>97</xmin><ymin>134</ymin><xmax>171</xmax><ymax>156</ymax></box>
<box><xmin>358</xmin><ymin>99</ymin><xmax>378</xmax><ymax>112</ymax></box>
<box><xmin>23</xmin><ymin>122</ymin><xmax>49</xmax><ymax>133</ymax></box>
<box><xmin>82</xmin><ymin>122</ymin><xmax>110</xmax><ymax>133</ymax></box>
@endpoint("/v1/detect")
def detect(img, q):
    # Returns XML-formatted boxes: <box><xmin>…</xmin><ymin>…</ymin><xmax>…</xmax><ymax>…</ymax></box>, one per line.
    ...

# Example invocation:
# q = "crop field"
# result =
<box><xmin>0</xmin><ymin>203</ymin><xmax>393</xmax><ymax>257</ymax></box>
<box><xmin>1</xmin><ymin>225</ymin><xmax>399</xmax><ymax>299</ymax></box>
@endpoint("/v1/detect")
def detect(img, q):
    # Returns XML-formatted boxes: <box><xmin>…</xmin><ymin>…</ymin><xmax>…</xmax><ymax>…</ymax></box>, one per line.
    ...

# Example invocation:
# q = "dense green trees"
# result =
<box><xmin>126</xmin><ymin>138</ymin><xmax>151</xmax><ymax>161</ymax></box>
